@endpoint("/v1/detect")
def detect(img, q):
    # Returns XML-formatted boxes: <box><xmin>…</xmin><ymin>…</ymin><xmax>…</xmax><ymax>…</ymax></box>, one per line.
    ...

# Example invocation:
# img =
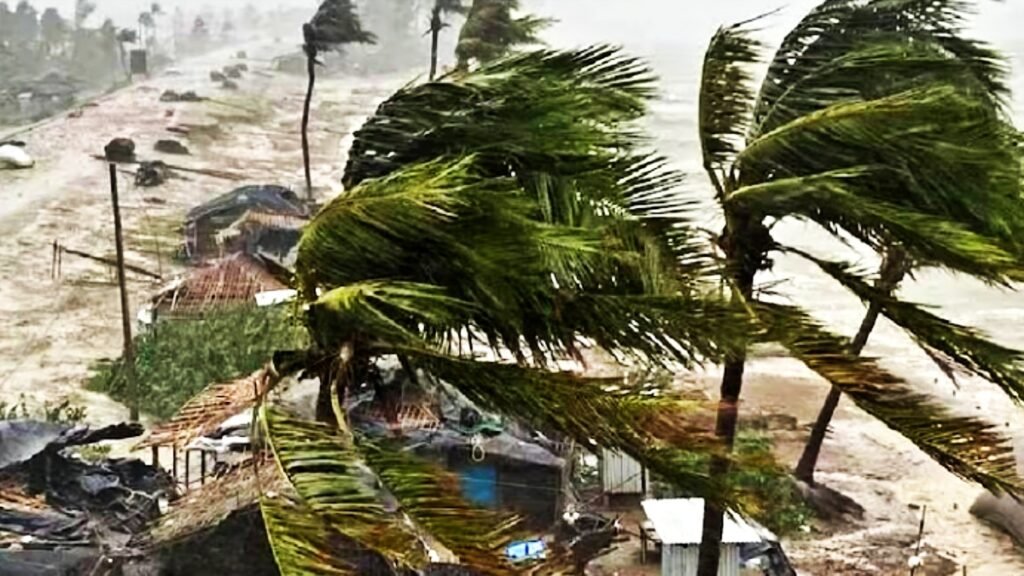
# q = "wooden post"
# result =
<box><xmin>910</xmin><ymin>505</ymin><xmax>927</xmax><ymax>576</ymax></box>
<box><xmin>151</xmin><ymin>446</ymin><xmax>160</xmax><ymax>468</ymax></box>
<box><xmin>200</xmin><ymin>450</ymin><xmax>207</xmax><ymax>485</ymax></box>
<box><xmin>184</xmin><ymin>450</ymin><xmax>190</xmax><ymax>490</ymax></box>
<box><xmin>172</xmin><ymin>445</ymin><xmax>178</xmax><ymax>487</ymax></box>
<box><xmin>110</xmin><ymin>164</ymin><xmax>139</xmax><ymax>422</ymax></box>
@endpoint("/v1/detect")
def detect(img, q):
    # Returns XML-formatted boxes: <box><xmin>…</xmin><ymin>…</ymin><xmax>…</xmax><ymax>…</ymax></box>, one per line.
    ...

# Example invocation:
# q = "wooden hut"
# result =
<box><xmin>641</xmin><ymin>498</ymin><xmax>762</xmax><ymax>576</ymax></box>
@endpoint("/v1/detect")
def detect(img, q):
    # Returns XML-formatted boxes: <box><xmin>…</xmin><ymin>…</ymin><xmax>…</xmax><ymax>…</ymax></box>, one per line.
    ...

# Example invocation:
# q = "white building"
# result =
<box><xmin>642</xmin><ymin>498</ymin><xmax>763</xmax><ymax>576</ymax></box>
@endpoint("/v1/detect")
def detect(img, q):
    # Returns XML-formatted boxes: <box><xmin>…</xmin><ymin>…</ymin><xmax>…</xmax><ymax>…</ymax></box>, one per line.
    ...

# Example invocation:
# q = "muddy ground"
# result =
<box><xmin>2</xmin><ymin>41</ymin><xmax>1023</xmax><ymax>576</ymax></box>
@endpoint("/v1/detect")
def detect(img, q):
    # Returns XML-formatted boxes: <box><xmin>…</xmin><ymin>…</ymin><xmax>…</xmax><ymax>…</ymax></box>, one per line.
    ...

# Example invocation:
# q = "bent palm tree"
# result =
<box><xmin>455</xmin><ymin>0</ymin><xmax>547</xmax><ymax>70</ymax></box>
<box><xmin>690</xmin><ymin>1</ymin><xmax>1024</xmax><ymax>573</ymax></box>
<box><xmin>261</xmin><ymin>47</ymin><xmax>751</xmax><ymax>574</ymax></box>
<box><xmin>301</xmin><ymin>0</ymin><xmax>375</xmax><ymax>201</ymax></box>
<box><xmin>428</xmin><ymin>0</ymin><xmax>466</xmax><ymax>80</ymax></box>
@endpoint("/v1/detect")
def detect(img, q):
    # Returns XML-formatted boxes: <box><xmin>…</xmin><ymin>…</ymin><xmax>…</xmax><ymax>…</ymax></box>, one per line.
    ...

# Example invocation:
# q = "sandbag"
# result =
<box><xmin>0</xmin><ymin>144</ymin><xmax>35</xmax><ymax>169</ymax></box>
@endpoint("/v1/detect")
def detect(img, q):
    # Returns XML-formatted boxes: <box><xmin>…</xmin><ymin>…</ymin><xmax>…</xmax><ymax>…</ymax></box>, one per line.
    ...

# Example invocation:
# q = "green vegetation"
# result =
<box><xmin>0</xmin><ymin>395</ymin><xmax>88</xmax><ymax>423</ymax></box>
<box><xmin>655</xmin><ymin>434</ymin><xmax>811</xmax><ymax>536</ymax></box>
<box><xmin>87</xmin><ymin>306</ymin><xmax>307</xmax><ymax>420</ymax></box>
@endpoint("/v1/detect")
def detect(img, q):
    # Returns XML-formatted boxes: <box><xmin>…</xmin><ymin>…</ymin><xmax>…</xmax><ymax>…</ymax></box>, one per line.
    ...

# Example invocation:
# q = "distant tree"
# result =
<box><xmin>455</xmin><ymin>0</ymin><xmax>546</xmax><ymax>70</ymax></box>
<box><xmin>138</xmin><ymin>11</ymin><xmax>154</xmax><ymax>48</ymax></box>
<box><xmin>12</xmin><ymin>0</ymin><xmax>39</xmax><ymax>48</ymax></box>
<box><xmin>39</xmin><ymin>7</ymin><xmax>68</xmax><ymax>56</ymax></box>
<box><xmin>300</xmin><ymin>0</ymin><xmax>376</xmax><ymax>200</ymax></box>
<box><xmin>428</xmin><ymin>0</ymin><xmax>466</xmax><ymax>80</ymax></box>
<box><xmin>115</xmin><ymin>27</ymin><xmax>136</xmax><ymax>75</ymax></box>
<box><xmin>73</xmin><ymin>0</ymin><xmax>95</xmax><ymax>28</ymax></box>
<box><xmin>0</xmin><ymin>3</ymin><xmax>12</xmax><ymax>49</ymax></box>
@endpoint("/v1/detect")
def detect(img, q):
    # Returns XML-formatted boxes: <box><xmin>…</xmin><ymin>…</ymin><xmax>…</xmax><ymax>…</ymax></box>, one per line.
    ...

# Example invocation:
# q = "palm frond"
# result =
<box><xmin>455</xmin><ymin>0</ymin><xmax>549</xmax><ymax>67</ymax></box>
<box><xmin>698</xmin><ymin>17</ymin><xmax>762</xmax><ymax>197</ymax></box>
<box><xmin>750</xmin><ymin>0</ymin><xmax>1008</xmax><ymax>138</ymax></box>
<box><xmin>727</xmin><ymin>164</ymin><xmax>1020</xmax><ymax>282</ymax></box>
<box><xmin>758</xmin><ymin>302</ymin><xmax>1024</xmax><ymax>496</ymax></box>
<box><xmin>789</xmin><ymin>249</ymin><xmax>1024</xmax><ymax>403</ymax></box>
<box><xmin>262</xmin><ymin>407</ymin><xmax>428</xmax><ymax>569</ymax></box>
<box><xmin>404</xmin><ymin>351</ymin><xmax>739</xmax><ymax>502</ymax></box>
<box><xmin>307</xmin><ymin>0</ymin><xmax>376</xmax><ymax>51</ymax></box>
<box><xmin>358</xmin><ymin>440</ymin><xmax>521</xmax><ymax>574</ymax></box>
<box><xmin>261</xmin><ymin>494</ymin><xmax>394</xmax><ymax>575</ymax></box>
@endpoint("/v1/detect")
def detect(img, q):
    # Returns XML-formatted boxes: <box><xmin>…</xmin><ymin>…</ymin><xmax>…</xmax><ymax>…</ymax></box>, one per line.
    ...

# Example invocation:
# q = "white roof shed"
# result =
<box><xmin>642</xmin><ymin>498</ymin><xmax>763</xmax><ymax>576</ymax></box>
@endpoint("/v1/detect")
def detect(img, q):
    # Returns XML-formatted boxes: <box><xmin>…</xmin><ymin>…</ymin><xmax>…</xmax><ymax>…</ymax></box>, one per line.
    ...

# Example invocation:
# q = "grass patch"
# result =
<box><xmin>87</xmin><ymin>305</ymin><xmax>307</xmax><ymax>420</ymax></box>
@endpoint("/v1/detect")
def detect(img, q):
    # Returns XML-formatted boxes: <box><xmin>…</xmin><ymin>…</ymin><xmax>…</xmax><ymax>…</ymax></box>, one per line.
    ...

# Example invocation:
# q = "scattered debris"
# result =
<box><xmin>235</xmin><ymin>63</ymin><xmax>249</xmax><ymax>73</ymax></box>
<box><xmin>0</xmin><ymin>141</ymin><xmax>34</xmax><ymax>169</ymax></box>
<box><xmin>0</xmin><ymin>421</ymin><xmax>172</xmax><ymax>575</ymax></box>
<box><xmin>160</xmin><ymin>90</ymin><xmax>205</xmax><ymax>103</ymax></box>
<box><xmin>136</xmin><ymin>160</ymin><xmax>170</xmax><ymax>187</ymax></box>
<box><xmin>221</xmin><ymin>80</ymin><xmax>239</xmax><ymax>91</ymax></box>
<box><xmin>224</xmin><ymin>65</ymin><xmax>244</xmax><ymax>79</ymax></box>
<box><xmin>210</xmin><ymin>71</ymin><xmax>227</xmax><ymax>83</ymax></box>
<box><xmin>154</xmin><ymin>139</ymin><xmax>191</xmax><ymax>155</ymax></box>
<box><xmin>104</xmin><ymin>137</ymin><xmax>136</xmax><ymax>162</ymax></box>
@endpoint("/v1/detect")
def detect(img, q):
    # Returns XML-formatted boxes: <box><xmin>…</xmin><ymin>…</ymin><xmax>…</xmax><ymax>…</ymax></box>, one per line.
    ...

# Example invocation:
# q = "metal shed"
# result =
<box><xmin>601</xmin><ymin>449</ymin><xmax>648</xmax><ymax>495</ymax></box>
<box><xmin>642</xmin><ymin>498</ymin><xmax>762</xmax><ymax>576</ymax></box>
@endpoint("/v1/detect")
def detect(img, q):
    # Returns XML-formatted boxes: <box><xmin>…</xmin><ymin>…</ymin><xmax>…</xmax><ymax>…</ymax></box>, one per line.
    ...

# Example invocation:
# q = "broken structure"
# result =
<box><xmin>148</xmin><ymin>253</ymin><xmax>288</xmax><ymax>318</ymax></box>
<box><xmin>183</xmin><ymin>185</ymin><xmax>307</xmax><ymax>262</ymax></box>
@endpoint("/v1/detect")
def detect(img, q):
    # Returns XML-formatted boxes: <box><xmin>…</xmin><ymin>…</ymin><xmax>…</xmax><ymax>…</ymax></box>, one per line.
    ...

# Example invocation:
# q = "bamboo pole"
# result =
<box><xmin>110</xmin><ymin>164</ymin><xmax>139</xmax><ymax>422</ymax></box>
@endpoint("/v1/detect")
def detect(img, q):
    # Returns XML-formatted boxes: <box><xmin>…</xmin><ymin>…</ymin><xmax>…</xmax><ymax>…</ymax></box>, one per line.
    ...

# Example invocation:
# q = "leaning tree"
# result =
<box><xmin>300</xmin><ymin>0</ymin><xmax>375</xmax><ymax>201</ymax></box>
<box><xmin>688</xmin><ymin>0</ymin><xmax>1024</xmax><ymax>573</ymax></box>
<box><xmin>455</xmin><ymin>0</ymin><xmax>546</xmax><ymax>70</ymax></box>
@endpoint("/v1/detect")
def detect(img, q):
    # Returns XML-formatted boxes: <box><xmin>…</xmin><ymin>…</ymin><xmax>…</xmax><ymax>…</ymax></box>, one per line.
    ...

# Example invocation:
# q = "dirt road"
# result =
<box><xmin>0</xmin><ymin>42</ymin><xmax>401</xmax><ymax>425</ymax></box>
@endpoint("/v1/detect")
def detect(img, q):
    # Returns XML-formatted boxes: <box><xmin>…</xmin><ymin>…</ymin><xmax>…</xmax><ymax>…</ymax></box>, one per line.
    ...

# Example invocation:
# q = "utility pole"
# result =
<box><xmin>110</xmin><ymin>164</ymin><xmax>139</xmax><ymax>422</ymax></box>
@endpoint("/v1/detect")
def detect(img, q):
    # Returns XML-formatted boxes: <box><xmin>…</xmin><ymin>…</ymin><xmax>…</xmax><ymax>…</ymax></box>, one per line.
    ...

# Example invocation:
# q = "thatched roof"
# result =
<box><xmin>151</xmin><ymin>254</ymin><xmax>287</xmax><ymax>316</ymax></box>
<box><xmin>138</xmin><ymin>371</ymin><xmax>267</xmax><ymax>450</ymax></box>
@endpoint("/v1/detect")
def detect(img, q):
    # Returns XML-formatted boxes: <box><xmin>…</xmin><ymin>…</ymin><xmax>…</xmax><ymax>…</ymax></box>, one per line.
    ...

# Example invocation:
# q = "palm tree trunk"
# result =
<box><xmin>696</xmin><ymin>235</ymin><xmax>757</xmax><ymax>576</ymax></box>
<box><xmin>429</xmin><ymin>26</ymin><xmax>440</xmax><ymax>80</ymax></box>
<box><xmin>794</xmin><ymin>248</ymin><xmax>909</xmax><ymax>485</ymax></box>
<box><xmin>302</xmin><ymin>51</ymin><xmax>316</xmax><ymax>203</ymax></box>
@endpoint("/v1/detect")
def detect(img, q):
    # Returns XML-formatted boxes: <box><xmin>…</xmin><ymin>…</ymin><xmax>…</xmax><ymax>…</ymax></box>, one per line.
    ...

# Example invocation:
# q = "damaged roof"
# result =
<box><xmin>186</xmin><ymin>185</ymin><xmax>307</xmax><ymax>224</ymax></box>
<box><xmin>151</xmin><ymin>253</ymin><xmax>288</xmax><ymax>315</ymax></box>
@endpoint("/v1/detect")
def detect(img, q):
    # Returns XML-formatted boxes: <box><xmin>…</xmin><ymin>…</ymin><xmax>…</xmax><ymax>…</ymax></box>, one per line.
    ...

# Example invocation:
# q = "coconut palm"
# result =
<box><xmin>455</xmin><ymin>0</ymin><xmax>547</xmax><ymax>70</ymax></box>
<box><xmin>427</xmin><ymin>0</ymin><xmax>466</xmax><ymax>80</ymax></box>
<box><xmin>689</xmin><ymin>1</ymin><xmax>1024</xmax><ymax>573</ymax></box>
<box><xmin>260</xmin><ymin>46</ymin><xmax>756</xmax><ymax>574</ymax></box>
<box><xmin>300</xmin><ymin>0</ymin><xmax>375</xmax><ymax>202</ymax></box>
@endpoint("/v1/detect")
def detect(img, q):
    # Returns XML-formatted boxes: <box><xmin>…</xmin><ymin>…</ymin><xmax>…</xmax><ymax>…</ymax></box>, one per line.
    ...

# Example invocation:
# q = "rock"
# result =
<box><xmin>221</xmin><ymin>79</ymin><xmax>239</xmax><ymax>91</ymax></box>
<box><xmin>236</xmin><ymin>50</ymin><xmax>248</xmax><ymax>59</ymax></box>
<box><xmin>104</xmin><ymin>137</ymin><xmax>136</xmax><ymax>162</ymax></box>
<box><xmin>235</xmin><ymin>63</ymin><xmax>249</xmax><ymax>72</ymax></box>
<box><xmin>224</xmin><ymin>66</ymin><xmax>243</xmax><ymax>79</ymax></box>
<box><xmin>135</xmin><ymin>160</ymin><xmax>170</xmax><ymax>187</ymax></box>
<box><xmin>796</xmin><ymin>480</ymin><xmax>866</xmax><ymax>522</ymax></box>
<box><xmin>210</xmin><ymin>71</ymin><xmax>227</xmax><ymax>82</ymax></box>
<box><xmin>154</xmin><ymin>139</ymin><xmax>190</xmax><ymax>155</ymax></box>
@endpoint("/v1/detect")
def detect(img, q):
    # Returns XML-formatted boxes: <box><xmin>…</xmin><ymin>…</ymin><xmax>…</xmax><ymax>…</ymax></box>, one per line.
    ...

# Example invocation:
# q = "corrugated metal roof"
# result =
<box><xmin>641</xmin><ymin>498</ymin><xmax>762</xmax><ymax>545</ymax></box>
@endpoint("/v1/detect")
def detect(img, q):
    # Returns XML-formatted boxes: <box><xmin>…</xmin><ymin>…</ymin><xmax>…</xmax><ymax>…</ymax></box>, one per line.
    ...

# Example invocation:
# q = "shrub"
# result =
<box><xmin>87</xmin><ymin>305</ymin><xmax>307</xmax><ymax>420</ymax></box>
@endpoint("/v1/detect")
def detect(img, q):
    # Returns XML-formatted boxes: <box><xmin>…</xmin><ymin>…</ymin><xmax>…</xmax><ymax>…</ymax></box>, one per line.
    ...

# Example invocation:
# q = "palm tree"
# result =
<box><xmin>690</xmin><ymin>1</ymin><xmax>1024</xmax><ymax>573</ymax></box>
<box><xmin>301</xmin><ymin>0</ymin><xmax>375</xmax><ymax>202</ymax></box>
<box><xmin>115</xmin><ymin>27</ymin><xmax>136</xmax><ymax>77</ymax></box>
<box><xmin>261</xmin><ymin>46</ymin><xmax>750</xmax><ymax>574</ymax></box>
<box><xmin>788</xmin><ymin>3</ymin><xmax>1024</xmax><ymax>492</ymax></box>
<box><xmin>427</xmin><ymin>0</ymin><xmax>466</xmax><ymax>80</ymax></box>
<box><xmin>455</xmin><ymin>0</ymin><xmax>547</xmax><ymax>70</ymax></box>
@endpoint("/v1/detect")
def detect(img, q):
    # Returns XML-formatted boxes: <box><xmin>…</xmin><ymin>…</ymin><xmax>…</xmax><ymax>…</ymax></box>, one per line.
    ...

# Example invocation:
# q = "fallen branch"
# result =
<box><xmin>58</xmin><ymin>244</ymin><xmax>163</xmax><ymax>280</ymax></box>
<box><xmin>91</xmin><ymin>154</ymin><xmax>243</xmax><ymax>181</ymax></box>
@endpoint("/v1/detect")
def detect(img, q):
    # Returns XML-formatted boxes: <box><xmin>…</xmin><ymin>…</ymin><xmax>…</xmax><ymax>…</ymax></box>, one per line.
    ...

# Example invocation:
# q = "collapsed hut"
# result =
<box><xmin>147</xmin><ymin>253</ymin><xmax>290</xmax><ymax>320</ymax></box>
<box><xmin>184</xmin><ymin>185</ymin><xmax>308</xmax><ymax>262</ymax></box>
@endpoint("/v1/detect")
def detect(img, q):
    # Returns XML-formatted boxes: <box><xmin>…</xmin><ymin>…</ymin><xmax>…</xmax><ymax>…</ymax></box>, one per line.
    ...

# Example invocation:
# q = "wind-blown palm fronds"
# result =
<box><xmin>455</xmin><ymin>0</ymin><xmax>548</xmax><ymax>70</ymax></box>
<box><xmin>684</xmin><ymin>2</ymin><xmax>1024</xmax><ymax>573</ymax></box>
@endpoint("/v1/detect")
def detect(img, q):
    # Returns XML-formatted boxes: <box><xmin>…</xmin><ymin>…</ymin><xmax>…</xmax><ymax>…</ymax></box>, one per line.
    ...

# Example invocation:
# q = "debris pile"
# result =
<box><xmin>0</xmin><ymin>421</ymin><xmax>173</xmax><ymax>575</ymax></box>
<box><xmin>135</xmin><ymin>160</ymin><xmax>170</xmax><ymax>187</ymax></box>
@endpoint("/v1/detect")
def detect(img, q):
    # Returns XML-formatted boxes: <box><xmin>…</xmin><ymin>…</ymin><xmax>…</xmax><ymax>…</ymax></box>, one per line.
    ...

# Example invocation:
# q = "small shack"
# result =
<box><xmin>642</xmin><ymin>498</ymin><xmax>762</xmax><ymax>576</ymax></box>
<box><xmin>216</xmin><ymin>209</ymin><xmax>307</xmax><ymax>263</ymax></box>
<box><xmin>184</xmin><ymin>185</ymin><xmax>307</xmax><ymax>261</ymax></box>
<box><xmin>601</xmin><ymin>449</ymin><xmax>648</xmax><ymax>498</ymax></box>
